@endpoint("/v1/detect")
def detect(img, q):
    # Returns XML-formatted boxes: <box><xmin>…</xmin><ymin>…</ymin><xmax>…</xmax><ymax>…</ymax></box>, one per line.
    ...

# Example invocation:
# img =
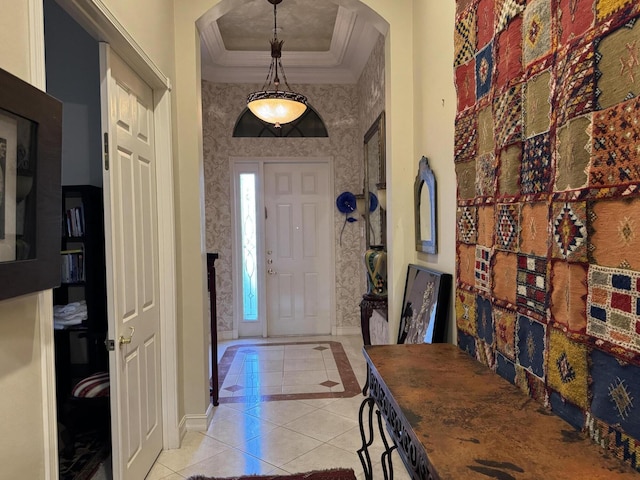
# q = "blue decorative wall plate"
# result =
<box><xmin>336</xmin><ymin>192</ymin><xmax>356</xmax><ymax>214</ymax></box>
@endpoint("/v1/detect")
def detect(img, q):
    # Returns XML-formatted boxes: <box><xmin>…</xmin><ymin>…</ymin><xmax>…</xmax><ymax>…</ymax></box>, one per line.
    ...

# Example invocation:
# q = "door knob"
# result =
<box><xmin>267</xmin><ymin>268</ymin><xmax>277</xmax><ymax>275</ymax></box>
<box><xmin>119</xmin><ymin>326</ymin><xmax>135</xmax><ymax>347</ymax></box>
<box><xmin>267</xmin><ymin>259</ymin><xmax>273</xmax><ymax>264</ymax></box>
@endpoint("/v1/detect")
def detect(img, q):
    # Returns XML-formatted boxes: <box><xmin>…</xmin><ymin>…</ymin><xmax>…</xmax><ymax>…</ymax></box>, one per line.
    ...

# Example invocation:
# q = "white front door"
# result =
<box><xmin>264</xmin><ymin>162</ymin><xmax>332</xmax><ymax>336</ymax></box>
<box><xmin>100</xmin><ymin>44</ymin><xmax>163</xmax><ymax>480</ymax></box>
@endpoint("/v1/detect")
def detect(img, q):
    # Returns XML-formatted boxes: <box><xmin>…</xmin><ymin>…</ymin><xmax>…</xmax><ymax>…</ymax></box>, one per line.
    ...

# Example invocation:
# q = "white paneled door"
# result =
<box><xmin>100</xmin><ymin>44</ymin><xmax>162</xmax><ymax>480</ymax></box>
<box><xmin>264</xmin><ymin>162</ymin><xmax>332</xmax><ymax>335</ymax></box>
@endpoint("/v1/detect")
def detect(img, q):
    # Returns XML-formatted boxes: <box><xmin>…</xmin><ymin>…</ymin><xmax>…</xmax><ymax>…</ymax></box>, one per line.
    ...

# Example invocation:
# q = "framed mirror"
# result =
<box><xmin>363</xmin><ymin>112</ymin><xmax>386</xmax><ymax>248</ymax></box>
<box><xmin>415</xmin><ymin>156</ymin><xmax>437</xmax><ymax>254</ymax></box>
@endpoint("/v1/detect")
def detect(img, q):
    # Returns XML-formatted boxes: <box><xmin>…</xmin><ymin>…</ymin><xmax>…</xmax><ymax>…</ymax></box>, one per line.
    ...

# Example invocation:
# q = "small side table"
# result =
<box><xmin>359</xmin><ymin>293</ymin><xmax>388</xmax><ymax>346</ymax></box>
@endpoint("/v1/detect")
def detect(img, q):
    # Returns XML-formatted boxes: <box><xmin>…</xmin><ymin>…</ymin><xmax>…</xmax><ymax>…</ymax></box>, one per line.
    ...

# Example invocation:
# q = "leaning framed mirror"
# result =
<box><xmin>363</xmin><ymin>112</ymin><xmax>386</xmax><ymax>248</ymax></box>
<box><xmin>415</xmin><ymin>156</ymin><xmax>437</xmax><ymax>254</ymax></box>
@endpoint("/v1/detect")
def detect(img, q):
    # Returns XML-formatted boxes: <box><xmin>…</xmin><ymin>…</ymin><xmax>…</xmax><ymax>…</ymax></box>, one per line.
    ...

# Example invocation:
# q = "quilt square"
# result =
<box><xmin>595</xmin><ymin>0</ymin><xmax>639</xmax><ymax>24</ymax></box>
<box><xmin>524</xmin><ymin>70</ymin><xmax>552</xmax><ymax>138</ymax></box>
<box><xmin>590</xmin><ymin>348</ymin><xmax>640</xmax><ymax>440</ymax></box>
<box><xmin>455</xmin><ymin>110</ymin><xmax>478</xmax><ymax>164</ymax></box>
<box><xmin>589</xmin><ymin>197</ymin><xmax>640</xmax><ymax>271</ymax></box>
<box><xmin>595</xmin><ymin>15</ymin><xmax>640</xmax><ymax>110</ymax></box>
<box><xmin>497</xmin><ymin>143</ymin><xmax>522</xmax><ymax>195</ymax></box>
<box><xmin>457</xmin><ymin>0</ymin><xmax>474</xmax><ymax>15</ymax></box>
<box><xmin>558</xmin><ymin>0</ymin><xmax>595</xmax><ymax>46</ymax></box>
<box><xmin>523</xmin><ymin>0</ymin><xmax>552</xmax><ymax>67</ymax></box>
<box><xmin>458</xmin><ymin>329</ymin><xmax>478</xmax><ymax>357</ymax></box>
<box><xmin>496</xmin><ymin>203</ymin><xmax>520</xmax><ymax>251</ymax></box>
<box><xmin>496</xmin><ymin>352</ymin><xmax>517</xmax><ymax>383</ymax></box>
<box><xmin>476</xmin><ymin>152</ymin><xmax>497</xmax><ymax>197</ymax></box>
<box><xmin>549</xmin><ymin>391</ymin><xmax>586</xmax><ymax>430</ymax></box>
<box><xmin>493</xmin><ymin>251</ymin><xmax>518</xmax><ymax>304</ymax></box>
<box><xmin>455</xmin><ymin>60</ymin><xmax>477</xmax><ymax>112</ymax></box>
<box><xmin>515</xmin><ymin>365</ymin><xmax>547</xmax><ymax>403</ymax></box>
<box><xmin>590</xmin><ymin>97</ymin><xmax>640</xmax><ymax>187</ymax></box>
<box><xmin>550</xmin><ymin>260</ymin><xmax>588</xmax><ymax>333</ymax></box>
<box><xmin>454</xmin><ymin>7</ymin><xmax>477</xmax><ymax>67</ymax></box>
<box><xmin>456</xmin><ymin>160</ymin><xmax>477</xmax><ymax>200</ymax></box>
<box><xmin>477</xmin><ymin>105</ymin><xmax>495</xmax><ymax>154</ymax></box>
<box><xmin>476</xmin><ymin>41</ymin><xmax>495</xmax><ymax>100</ymax></box>
<box><xmin>520</xmin><ymin>202</ymin><xmax>549</xmax><ymax>257</ymax></box>
<box><xmin>555</xmin><ymin>115</ymin><xmax>591</xmax><ymax>191</ymax></box>
<box><xmin>476</xmin><ymin>295</ymin><xmax>494</xmax><ymax>345</ymax></box>
<box><xmin>475</xmin><ymin>245</ymin><xmax>492</xmax><ymax>292</ymax></box>
<box><xmin>456</xmin><ymin>288</ymin><xmax>478</xmax><ymax>335</ymax></box>
<box><xmin>547</xmin><ymin>327</ymin><xmax>589</xmax><ymax>409</ymax></box>
<box><xmin>521</xmin><ymin>132</ymin><xmax>552</xmax><ymax>194</ymax></box>
<box><xmin>516</xmin><ymin>254</ymin><xmax>548</xmax><ymax>315</ymax></box>
<box><xmin>551</xmin><ymin>201</ymin><xmax>588</xmax><ymax>261</ymax></box>
<box><xmin>495</xmin><ymin>307</ymin><xmax>517</xmax><ymax>360</ymax></box>
<box><xmin>494</xmin><ymin>83</ymin><xmax>524</xmax><ymax>147</ymax></box>
<box><xmin>554</xmin><ymin>37</ymin><xmax>596</xmax><ymax>126</ymax></box>
<box><xmin>477</xmin><ymin>0</ymin><xmax>496</xmax><ymax>47</ymax></box>
<box><xmin>458</xmin><ymin>243</ymin><xmax>477</xmax><ymax>287</ymax></box>
<box><xmin>495</xmin><ymin>16</ymin><xmax>524</xmax><ymax>90</ymax></box>
<box><xmin>495</xmin><ymin>0</ymin><xmax>526</xmax><ymax>34</ymax></box>
<box><xmin>587</xmin><ymin>265</ymin><xmax>640</xmax><ymax>353</ymax></box>
<box><xmin>477</xmin><ymin>205</ymin><xmax>496</xmax><ymax>247</ymax></box>
<box><xmin>517</xmin><ymin>314</ymin><xmax>546</xmax><ymax>378</ymax></box>
<box><xmin>457</xmin><ymin>206</ymin><xmax>478</xmax><ymax>244</ymax></box>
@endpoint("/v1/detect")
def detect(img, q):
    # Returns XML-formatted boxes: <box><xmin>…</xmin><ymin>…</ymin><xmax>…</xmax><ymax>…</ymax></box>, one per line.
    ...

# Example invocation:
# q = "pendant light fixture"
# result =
<box><xmin>247</xmin><ymin>0</ymin><xmax>308</xmax><ymax>128</ymax></box>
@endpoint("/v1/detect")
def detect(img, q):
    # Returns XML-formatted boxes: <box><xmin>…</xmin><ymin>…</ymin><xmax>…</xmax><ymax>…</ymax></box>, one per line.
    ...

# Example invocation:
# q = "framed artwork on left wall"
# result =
<box><xmin>0</xmin><ymin>67</ymin><xmax>62</xmax><ymax>301</ymax></box>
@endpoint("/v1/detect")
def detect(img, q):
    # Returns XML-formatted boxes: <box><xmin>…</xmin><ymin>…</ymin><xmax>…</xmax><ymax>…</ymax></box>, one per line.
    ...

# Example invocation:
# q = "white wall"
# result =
<box><xmin>0</xmin><ymin>2</ymin><xmax>49</xmax><ymax>477</ymax></box>
<box><xmin>412</xmin><ymin>1</ymin><xmax>457</xmax><ymax>342</ymax></box>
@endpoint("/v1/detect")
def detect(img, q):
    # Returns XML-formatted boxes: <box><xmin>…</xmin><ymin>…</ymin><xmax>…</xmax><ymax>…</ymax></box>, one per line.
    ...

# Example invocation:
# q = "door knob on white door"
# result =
<box><xmin>119</xmin><ymin>326</ymin><xmax>135</xmax><ymax>347</ymax></box>
<box><xmin>267</xmin><ymin>268</ymin><xmax>277</xmax><ymax>275</ymax></box>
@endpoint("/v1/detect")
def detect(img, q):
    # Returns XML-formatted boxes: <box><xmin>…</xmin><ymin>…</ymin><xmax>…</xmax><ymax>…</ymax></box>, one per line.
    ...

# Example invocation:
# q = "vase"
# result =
<box><xmin>364</xmin><ymin>245</ymin><xmax>387</xmax><ymax>296</ymax></box>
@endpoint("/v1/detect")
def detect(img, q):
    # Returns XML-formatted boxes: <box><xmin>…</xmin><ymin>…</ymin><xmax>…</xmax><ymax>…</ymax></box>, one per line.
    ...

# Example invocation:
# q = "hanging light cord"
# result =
<box><xmin>258</xmin><ymin>1</ymin><xmax>294</xmax><ymax>93</ymax></box>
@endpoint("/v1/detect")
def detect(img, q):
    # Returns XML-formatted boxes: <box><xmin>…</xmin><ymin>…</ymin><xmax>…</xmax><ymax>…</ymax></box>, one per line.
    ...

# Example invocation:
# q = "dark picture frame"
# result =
<box><xmin>415</xmin><ymin>156</ymin><xmax>437</xmax><ymax>254</ymax></box>
<box><xmin>0</xmin><ymin>67</ymin><xmax>62</xmax><ymax>301</ymax></box>
<box><xmin>397</xmin><ymin>264</ymin><xmax>452</xmax><ymax>344</ymax></box>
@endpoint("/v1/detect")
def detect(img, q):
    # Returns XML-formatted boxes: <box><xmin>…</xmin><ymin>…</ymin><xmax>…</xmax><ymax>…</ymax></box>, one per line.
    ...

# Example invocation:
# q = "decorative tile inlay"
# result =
<box><xmin>217</xmin><ymin>341</ymin><xmax>360</xmax><ymax>403</ymax></box>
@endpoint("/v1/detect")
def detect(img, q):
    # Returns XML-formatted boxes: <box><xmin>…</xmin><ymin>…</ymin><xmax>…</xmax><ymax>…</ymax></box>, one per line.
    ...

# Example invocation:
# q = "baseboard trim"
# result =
<box><xmin>182</xmin><ymin>402</ymin><xmax>214</xmax><ymax>432</ymax></box>
<box><xmin>219</xmin><ymin>330</ymin><xmax>234</xmax><ymax>340</ymax></box>
<box><xmin>336</xmin><ymin>326</ymin><xmax>361</xmax><ymax>336</ymax></box>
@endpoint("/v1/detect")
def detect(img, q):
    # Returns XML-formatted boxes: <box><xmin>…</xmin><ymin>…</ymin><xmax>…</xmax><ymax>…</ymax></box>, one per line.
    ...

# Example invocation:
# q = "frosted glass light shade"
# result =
<box><xmin>247</xmin><ymin>90</ymin><xmax>307</xmax><ymax>126</ymax></box>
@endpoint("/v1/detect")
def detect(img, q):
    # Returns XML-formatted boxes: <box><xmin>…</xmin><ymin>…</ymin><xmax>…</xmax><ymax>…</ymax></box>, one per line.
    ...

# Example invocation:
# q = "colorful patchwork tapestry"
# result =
<box><xmin>454</xmin><ymin>0</ymin><xmax>640</xmax><ymax>471</ymax></box>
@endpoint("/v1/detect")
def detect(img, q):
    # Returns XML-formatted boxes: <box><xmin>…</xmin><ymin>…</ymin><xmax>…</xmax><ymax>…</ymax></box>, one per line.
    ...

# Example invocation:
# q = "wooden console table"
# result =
<box><xmin>358</xmin><ymin>344</ymin><xmax>638</xmax><ymax>480</ymax></box>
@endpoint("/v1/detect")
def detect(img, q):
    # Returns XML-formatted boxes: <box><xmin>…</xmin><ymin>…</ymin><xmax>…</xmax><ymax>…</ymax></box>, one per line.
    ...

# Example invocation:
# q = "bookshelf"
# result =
<box><xmin>53</xmin><ymin>185</ymin><xmax>108</xmax><ymax>400</ymax></box>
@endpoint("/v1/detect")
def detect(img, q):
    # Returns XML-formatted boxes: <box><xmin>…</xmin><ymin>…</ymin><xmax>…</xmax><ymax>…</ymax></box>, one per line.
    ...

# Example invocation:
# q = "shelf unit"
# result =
<box><xmin>53</xmin><ymin>185</ymin><xmax>108</xmax><ymax>401</ymax></box>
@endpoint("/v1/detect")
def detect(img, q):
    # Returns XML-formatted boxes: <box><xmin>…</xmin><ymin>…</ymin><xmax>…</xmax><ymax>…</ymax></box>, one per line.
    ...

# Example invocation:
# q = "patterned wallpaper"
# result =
<box><xmin>454</xmin><ymin>0</ymin><xmax>640</xmax><ymax>470</ymax></box>
<box><xmin>202</xmin><ymin>34</ymin><xmax>383</xmax><ymax>335</ymax></box>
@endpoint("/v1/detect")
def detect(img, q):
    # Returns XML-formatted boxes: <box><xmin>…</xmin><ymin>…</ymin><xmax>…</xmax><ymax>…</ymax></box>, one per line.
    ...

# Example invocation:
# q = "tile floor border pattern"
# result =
<box><xmin>217</xmin><ymin>341</ymin><xmax>362</xmax><ymax>403</ymax></box>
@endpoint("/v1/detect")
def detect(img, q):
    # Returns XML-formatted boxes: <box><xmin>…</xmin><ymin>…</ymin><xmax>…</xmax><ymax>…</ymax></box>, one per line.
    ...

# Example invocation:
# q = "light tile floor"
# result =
<box><xmin>146</xmin><ymin>335</ymin><xmax>411</xmax><ymax>480</ymax></box>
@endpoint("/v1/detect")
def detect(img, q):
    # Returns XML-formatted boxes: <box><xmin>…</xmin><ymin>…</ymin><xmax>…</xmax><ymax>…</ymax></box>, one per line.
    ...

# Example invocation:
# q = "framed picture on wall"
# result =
<box><xmin>397</xmin><ymin>264</ymin><xmax>452</xmax><ymax>344</ymax></box>
<box><xmin>0</xmin><ymin>67</ymin><xmax>62</xmax><ymax>301</ymax></box>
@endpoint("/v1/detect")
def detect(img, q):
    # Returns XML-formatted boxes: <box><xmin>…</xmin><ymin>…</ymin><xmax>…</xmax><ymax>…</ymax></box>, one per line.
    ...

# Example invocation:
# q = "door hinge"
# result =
<box><xmin>105</xmin><ymin>339</ymin><xmax>115</xmax><ymax>351</ymax></box>
<box><xmin>265</xmin><ymin>207</ymin><xmax>268</xmax><ymax>220</ymax></box>
<box><xmin>103</xmin><ymin>132</ymin><xmax>109</xmax><ymax>171</ymax></box>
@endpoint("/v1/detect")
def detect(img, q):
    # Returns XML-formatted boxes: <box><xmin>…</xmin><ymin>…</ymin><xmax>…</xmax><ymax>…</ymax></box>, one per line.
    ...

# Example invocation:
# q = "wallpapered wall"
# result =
<box><xmin>454</xmin><ymin>0</ymin><xmax>640</xmax><ymax>470</ymax></box>
<box><xmin>202</xmin><ymin>35</ymin><xmax>384</xmax><ymax>336</ymax></box>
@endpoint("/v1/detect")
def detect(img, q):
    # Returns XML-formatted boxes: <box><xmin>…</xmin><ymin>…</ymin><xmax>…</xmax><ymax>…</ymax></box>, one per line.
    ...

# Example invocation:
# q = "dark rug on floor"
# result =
<box><xmin>59</xmin><ymin>430</ymin><xmax>109</xmax><ymax>480</ymax></box>
<box><xmin>187</xmin><ymin>469</ymin><xmax>357</xmax><ymax>480</ymax></box>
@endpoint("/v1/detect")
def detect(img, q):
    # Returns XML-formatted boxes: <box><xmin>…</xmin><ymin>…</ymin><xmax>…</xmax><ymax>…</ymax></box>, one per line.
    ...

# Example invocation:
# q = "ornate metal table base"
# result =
<box><xmin>358</xmin><ymin>397</ymin><xmax>398</xmax><ymax>480</ymax></box>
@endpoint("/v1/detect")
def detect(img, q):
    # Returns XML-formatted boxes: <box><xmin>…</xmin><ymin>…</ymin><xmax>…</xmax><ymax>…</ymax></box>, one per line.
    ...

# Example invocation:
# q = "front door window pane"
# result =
<box><xmin>240</xmin><ymin>173</ymin><xmax>258</xmax><ymax>321</ymax></box>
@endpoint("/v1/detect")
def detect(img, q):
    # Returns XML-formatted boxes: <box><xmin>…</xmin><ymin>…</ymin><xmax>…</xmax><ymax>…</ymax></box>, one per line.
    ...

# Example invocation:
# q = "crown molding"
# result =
<box><xmin>200</xmin><ymin>5</ymin><xmax>379</xmax><ymax>85</ymax></box>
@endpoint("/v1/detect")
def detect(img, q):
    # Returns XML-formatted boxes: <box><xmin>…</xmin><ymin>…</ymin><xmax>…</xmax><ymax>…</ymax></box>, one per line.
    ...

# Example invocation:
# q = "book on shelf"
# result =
<box><xmin>60</xmin><ymin>248</ymin><xmax>85</xmax><ymax>283</ymax></box>
<box><xmin>64</xmin><ymin>205</ymin><xmax>85</xmax><ymax>237</ymax></box>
